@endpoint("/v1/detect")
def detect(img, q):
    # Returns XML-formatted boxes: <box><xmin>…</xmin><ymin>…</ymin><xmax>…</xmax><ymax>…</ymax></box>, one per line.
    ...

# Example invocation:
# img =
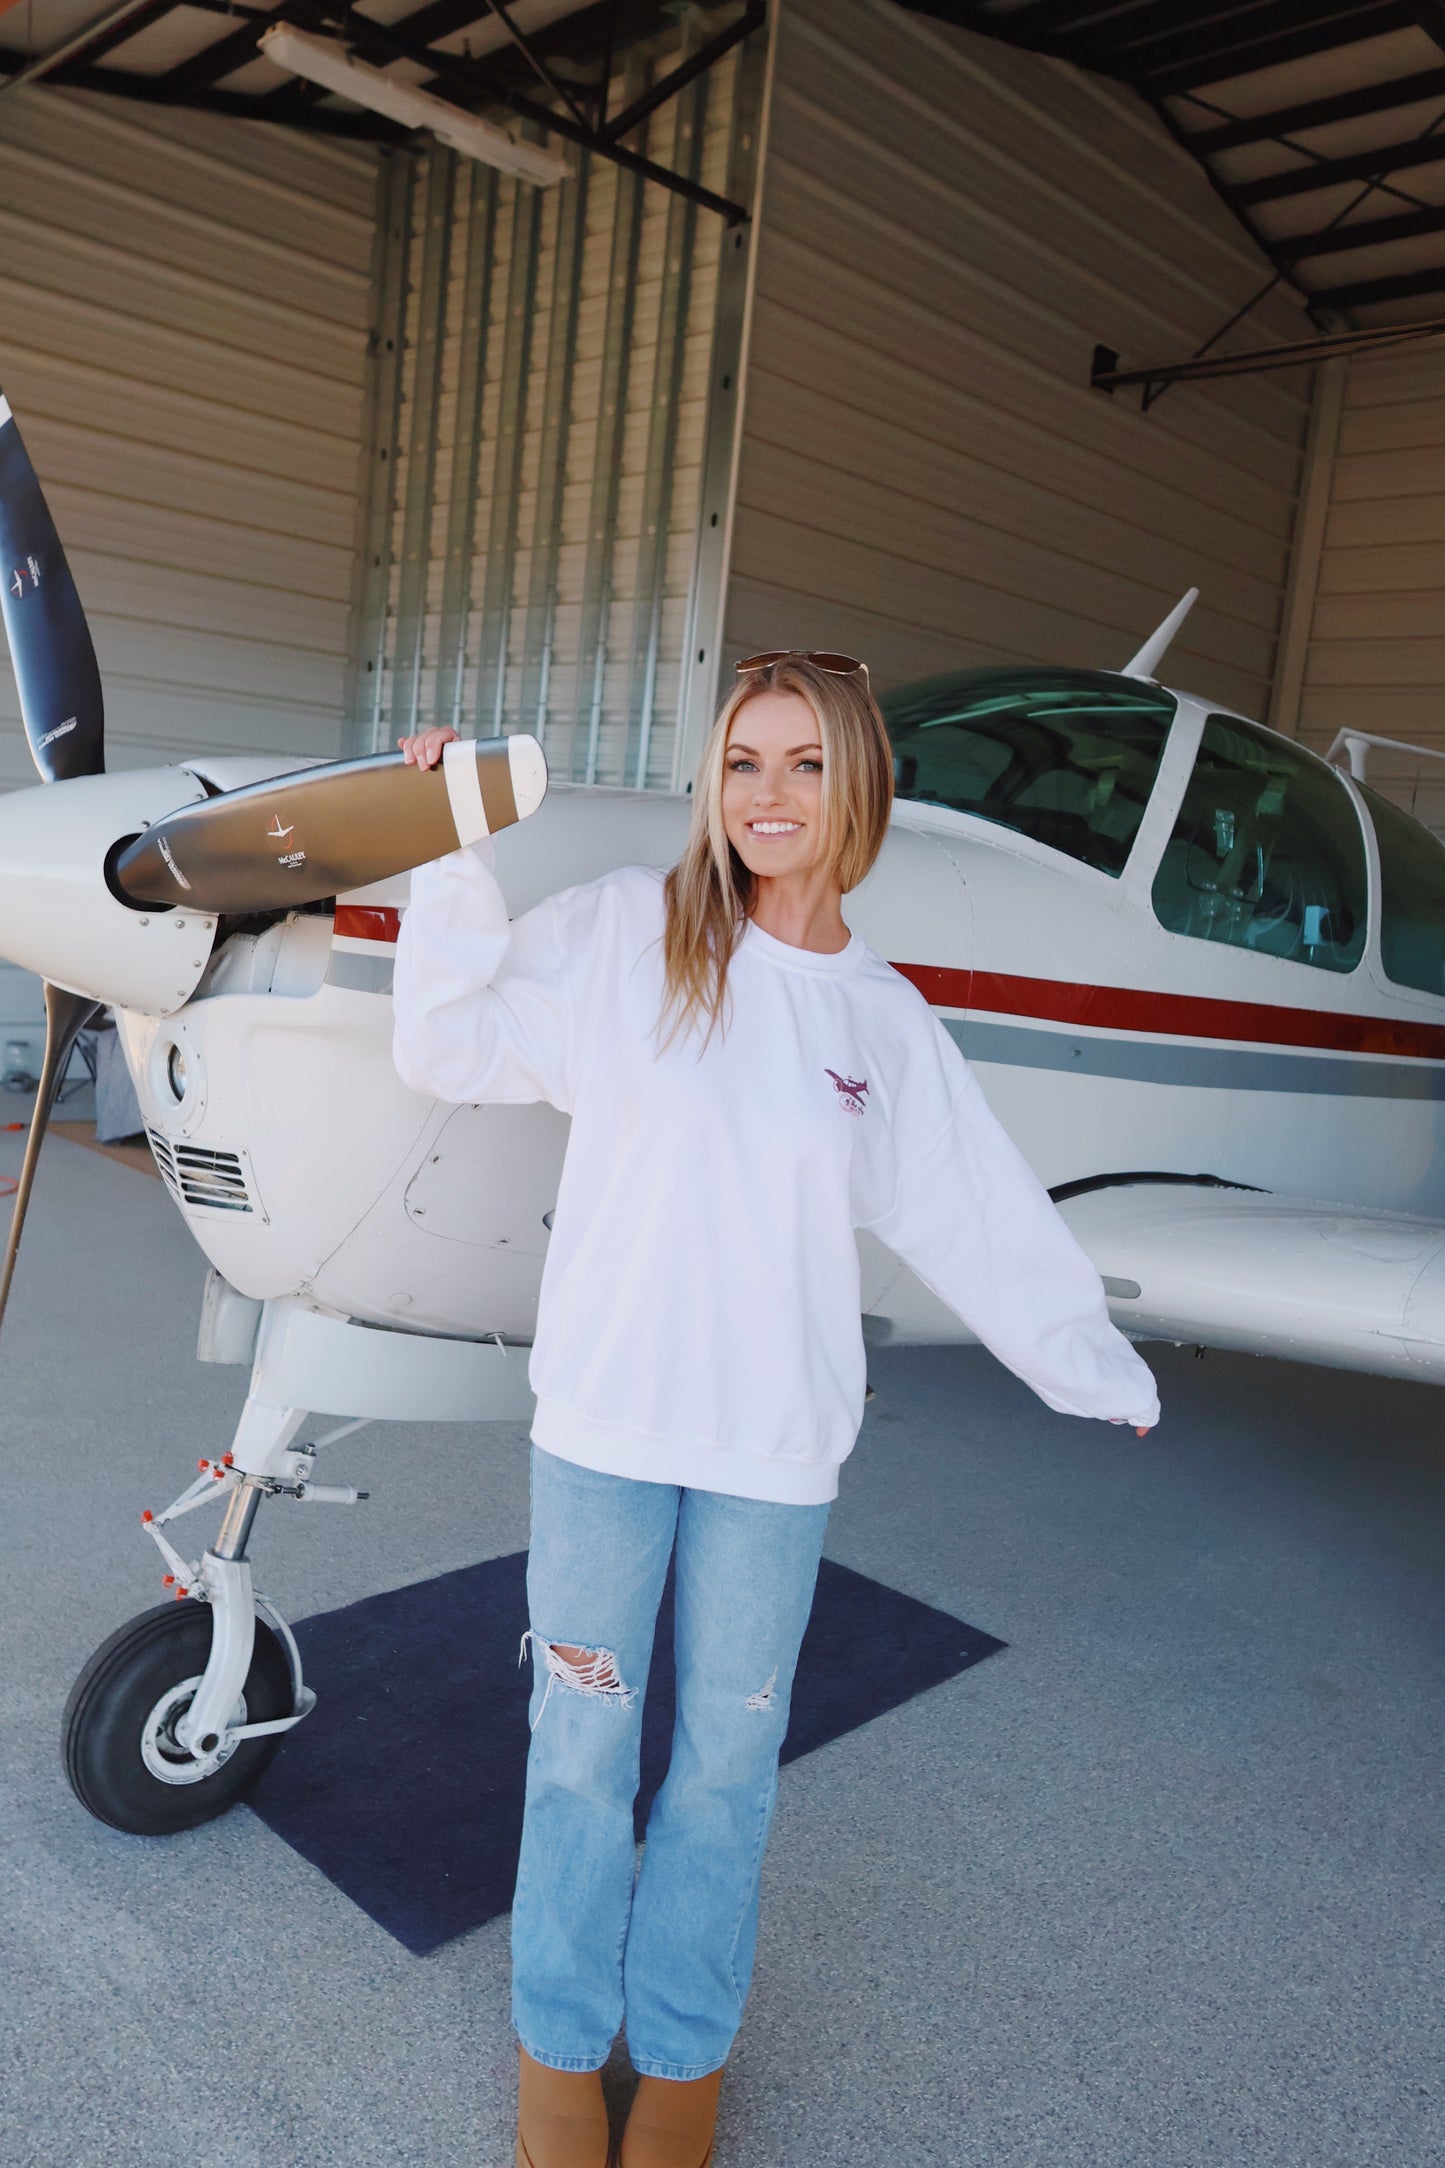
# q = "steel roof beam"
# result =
<box><xmin>1145</xmin><ymin>3</ymin><xmax>1415</xmax><ymax>97</ymax></box>
<box><xmin>0</xmin><ymin>0</ymin><xmax>177</xmax><ymax>82</ymax></box>
<box><xmin>1227</xmin><ymin>124</ymin><xmax>1445</xmax><ymax>204</ymax></box>
<box><xmin>151</xmin><ymin>3</ymin><xmax>282</xmax><ymax>93</ymax></box>
<box><xmin>1059</xmin><ymin>0</ymin><xmax>1406</xmax><ymax>74</ymax></box>
<box><xmin>150</xmin><ymin>0</ymin><xmax>516</xmax><ymax>97</ymax></box>
<box><xmin>253</xmin><ymin>0</ymin><xmax>753</xmax><ymax>219</ymax></box>
<box><xmin>601</xmin><ymin>2</ymin><xmax>762</xmax><ymax>143</ymax></box>
<box><xmin>253</xmin><ymin>0</ymin><xmax>659</xmax><ymax>140</ymax></box>
<box><xmin>1273</xmin><ymin>199</ymin><xmax>1445</xmax><ymax>261</ymax></box>
<box><xmin>1309</xmin><ymin>261</ymin><xmax>1445</xmax><ymax>307</ymax></box>
<box><xmin>1180</xmin><ymin>64</ymin><xmax>1445</xmax><ymax>151</ymax></box>
<box><xmin>44</xmin><ymin>56</ymin><xmax>400</xmax><ymax>135</ymax></box>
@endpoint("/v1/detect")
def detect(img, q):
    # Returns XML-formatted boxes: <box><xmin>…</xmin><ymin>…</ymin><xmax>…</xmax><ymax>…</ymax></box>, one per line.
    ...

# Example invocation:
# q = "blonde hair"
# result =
<box><xmin>659</xmin><ymin>655</ymin><xmax>894</xmax><ymax>1048</ymax></box>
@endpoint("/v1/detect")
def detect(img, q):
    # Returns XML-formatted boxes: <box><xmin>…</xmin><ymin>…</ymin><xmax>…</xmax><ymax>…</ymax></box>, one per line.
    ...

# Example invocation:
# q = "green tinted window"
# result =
<box><xmin>881</xmin><ymin>667</ymin><xmax>1175</xmax><ymax>877</ymax></box>
<box><xmin>1361</xmin><ymin>783</ymin><xmax>1445</xmax><ymax>997</ymax></box>
<box><xmin>1152</xmin><ymin>715</ymin><xmax>1365</xmax><ymax>973</ymax></box>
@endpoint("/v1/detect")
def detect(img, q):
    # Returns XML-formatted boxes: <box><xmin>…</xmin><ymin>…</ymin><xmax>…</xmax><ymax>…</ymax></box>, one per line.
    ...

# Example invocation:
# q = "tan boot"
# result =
<box><xmin>618</xmin><ymin>2069</ymin><xmax>724</xmax><ymax>2168</ymax></box>
<box><xmin>515</xmin><ymin>2046</ymin><xmax>612</xmax><ymax>2168</ymax></box>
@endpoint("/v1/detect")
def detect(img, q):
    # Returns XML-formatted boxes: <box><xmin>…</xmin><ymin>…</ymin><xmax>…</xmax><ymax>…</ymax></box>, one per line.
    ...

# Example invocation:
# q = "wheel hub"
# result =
<box><xmin>140</xmin><ymin>1675</ymin><xmax>248</xmax><ymax>1785</ymax></box>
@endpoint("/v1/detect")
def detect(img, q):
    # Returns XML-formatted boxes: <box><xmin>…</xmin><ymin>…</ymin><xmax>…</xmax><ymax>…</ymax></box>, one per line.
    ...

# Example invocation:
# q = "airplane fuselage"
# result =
<box><xmin>115</xmin><ymin>688</ymin><xmax>1445</xmax><ymax>1354</ymax></box>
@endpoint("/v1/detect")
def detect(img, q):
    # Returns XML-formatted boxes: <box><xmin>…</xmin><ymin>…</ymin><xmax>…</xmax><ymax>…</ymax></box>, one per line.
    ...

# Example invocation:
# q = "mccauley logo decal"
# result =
<box><xmin>825</xmin><ymin>1068</ymin><xmax>869</xmax><ymax>1117</ymax></box>
<box><xmin>267</xmin><ymin>810</ymin><xmax>307</xmax><ymax>870</ymax></box>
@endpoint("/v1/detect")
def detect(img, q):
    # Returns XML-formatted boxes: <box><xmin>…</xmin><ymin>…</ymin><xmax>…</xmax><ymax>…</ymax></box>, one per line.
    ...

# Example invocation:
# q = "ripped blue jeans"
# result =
<box><xmin>512</xmin><ymin>1447</ymin><xmax>831</xmax><ymax>2081</ymax></box>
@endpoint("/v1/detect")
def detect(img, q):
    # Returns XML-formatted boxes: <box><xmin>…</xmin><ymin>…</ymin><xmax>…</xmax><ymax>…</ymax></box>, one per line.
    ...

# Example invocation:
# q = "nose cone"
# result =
<box><xmin>0</xmin><ymin>769</ymin><xmax>218</xmax><ymax>1013</ymax></box>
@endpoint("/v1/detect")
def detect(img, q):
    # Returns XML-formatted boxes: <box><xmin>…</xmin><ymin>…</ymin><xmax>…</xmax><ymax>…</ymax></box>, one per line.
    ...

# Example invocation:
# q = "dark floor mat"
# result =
<box><xmin>248</xmin><ymin>1552</ymin><xmax>1004</xmax><ymax>1953</ymax></box>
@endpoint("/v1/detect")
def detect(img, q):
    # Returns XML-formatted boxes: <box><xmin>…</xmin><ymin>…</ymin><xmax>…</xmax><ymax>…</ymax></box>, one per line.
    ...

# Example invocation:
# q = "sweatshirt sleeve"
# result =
<box><xmin>392</xmin><ymin>839</ymin><xmax>578</xmax><ymax>1111</ymax></box>
<box><xmin>858</xmin><ymin>1017</ymin><xmax>1160</xmax><ymax>1428</ymax></box>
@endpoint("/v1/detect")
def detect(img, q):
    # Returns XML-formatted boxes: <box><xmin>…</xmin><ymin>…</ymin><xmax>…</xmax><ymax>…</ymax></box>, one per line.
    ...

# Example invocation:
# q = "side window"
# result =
<box><xmin>884</xmin><ymin>668</ymin><xmax>1174</xmax><ymax>877</ymax></box>
<box><xmin>1361</xmin><ymin>784</ymin><xmax>1445</xmax><ymax>997</ymax></box>
<box><xmin>1152</xmin><ymin>715</ymin><xmax>1366</xmax><ymax>973</ymax></box>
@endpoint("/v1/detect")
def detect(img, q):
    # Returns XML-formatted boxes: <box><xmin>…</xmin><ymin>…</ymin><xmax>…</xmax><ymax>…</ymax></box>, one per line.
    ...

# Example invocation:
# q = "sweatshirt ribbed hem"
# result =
<box><xmin>530</xmin><ymin>1397</ymin><xmax>843</xmax><ymax>1505</ymax></box>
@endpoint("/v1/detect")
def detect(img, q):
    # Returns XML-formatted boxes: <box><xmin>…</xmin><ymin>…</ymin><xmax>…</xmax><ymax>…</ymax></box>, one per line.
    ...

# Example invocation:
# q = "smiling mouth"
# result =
<box><xmin>748</xmin><ymin>820</ymin><xmax>802</xmax><ymax>836</ymax></box>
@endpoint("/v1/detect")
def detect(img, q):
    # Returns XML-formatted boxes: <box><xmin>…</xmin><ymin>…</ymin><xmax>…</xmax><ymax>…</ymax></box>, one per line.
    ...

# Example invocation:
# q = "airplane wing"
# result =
<box><xmin>1055</xmin><ymin>1180</ymin><xmax>1445</xmax><ymax>1384</ymax></box>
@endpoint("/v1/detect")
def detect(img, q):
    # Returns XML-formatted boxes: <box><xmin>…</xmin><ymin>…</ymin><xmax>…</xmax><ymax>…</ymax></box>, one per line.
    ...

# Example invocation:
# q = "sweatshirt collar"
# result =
<box><xmin>741</xmin><ymin>916</ymin><xmax>863</xmax><ymax>975</ymax></box>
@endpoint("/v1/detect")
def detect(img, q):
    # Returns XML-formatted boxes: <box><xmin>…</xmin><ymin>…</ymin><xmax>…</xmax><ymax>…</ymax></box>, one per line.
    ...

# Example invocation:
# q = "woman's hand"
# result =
<box><xmin>398</xmin><ymin>725</ymin><xmax>459</xmax><ymax>770</ymax></box>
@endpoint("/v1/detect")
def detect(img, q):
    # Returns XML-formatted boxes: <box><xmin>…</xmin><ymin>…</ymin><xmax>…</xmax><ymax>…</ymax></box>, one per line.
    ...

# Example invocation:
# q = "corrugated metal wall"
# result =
<box><xmin>351</xmin><ymin>19</ymin><xmax>760</xmax><ymax>794</ymax></box>
<box><xmin>1290</xmin><ymin>347</ymin><xmax>1445</xmax><ymax>833</ymax></box>
<box><xmin>715</xmin><ymin>0</ymin><xmax>1314</xmax><ymax>762</ymax></box>
<box><xmin>0</xmin><ymin>83</ymin><xmax>376</xmax><ymax>1043</ymax></box>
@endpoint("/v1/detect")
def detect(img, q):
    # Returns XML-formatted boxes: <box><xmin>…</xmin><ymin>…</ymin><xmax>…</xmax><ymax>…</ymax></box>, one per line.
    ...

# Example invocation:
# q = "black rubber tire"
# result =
<box><xmin>62</xmin><ymin>1602</ymin><xmax>294</xmax><ymax>1835</ymax></box>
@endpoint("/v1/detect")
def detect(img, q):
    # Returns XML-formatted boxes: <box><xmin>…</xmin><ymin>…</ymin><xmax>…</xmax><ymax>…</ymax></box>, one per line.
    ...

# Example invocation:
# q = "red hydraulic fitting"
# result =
<box><xmin>175</xmin><ymin>1586</ymin><xmax>188</xmax><ymax>1600</ymax></box>
<box><xmin>141</xmin><ymin>1510</ymin><xmax>153</xmax><ymax>1524</ymax></box>
<box><xmin>198</xmin><ymin>1459</ymin><xmax>210</xmax><ymax>1471</ymax></box>
<box><xmin>212</xmin><ymin>1465</ymin><xmax>225</xmax><ymax>1480</ymax></box>
<box><xmin>162</xmin><ymin>1574</ymin><xmax>175</xmax><ymax>1586</ymax></box>
<box><xmin>221</xmin><ymin>1453</ymin><xmax>234</xmax><ymax>1466</ymax></box>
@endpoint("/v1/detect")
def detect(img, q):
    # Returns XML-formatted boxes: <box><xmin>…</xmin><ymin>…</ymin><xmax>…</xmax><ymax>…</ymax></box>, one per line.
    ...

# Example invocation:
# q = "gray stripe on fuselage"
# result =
<box><xmin>326</xmin><ymin>950</ymin><xmax>395</xmax><ymax>995</ymax></box>
<box><xmin>942</xmin><ymin>1016</ymin><xmax>1445</xmax><ymax>1100</ymax></box>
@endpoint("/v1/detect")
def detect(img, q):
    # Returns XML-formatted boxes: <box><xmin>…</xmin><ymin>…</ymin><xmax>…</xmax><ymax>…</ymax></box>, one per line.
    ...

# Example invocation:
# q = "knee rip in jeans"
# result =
<box><xmin>520</xmin><ymin>1631</ymin><xmax>636</xmax><ymax>1727</ymax></box>
<box><xmin>744</xmin><ymin>1667</ymin><xmax>779</xmax><ymax>1712</ymax></box>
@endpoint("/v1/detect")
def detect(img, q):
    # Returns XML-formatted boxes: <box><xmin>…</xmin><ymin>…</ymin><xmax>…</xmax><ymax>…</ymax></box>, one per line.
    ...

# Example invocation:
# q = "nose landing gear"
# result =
<box><xmin>61</xmin><ymin>1400</ymin><xmax>368</xmax><ymax>1835</ymax></box>
<box><xmin>62</xmin><ymin>1602</ymin><xmax>294</xmax><ymax>1835</ymax></box>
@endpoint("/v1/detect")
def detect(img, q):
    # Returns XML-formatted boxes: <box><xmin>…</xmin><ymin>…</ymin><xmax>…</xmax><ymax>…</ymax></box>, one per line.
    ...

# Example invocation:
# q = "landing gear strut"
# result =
<box><xmin>60</xmin><ymin>1399</ymin><xmax>364</xmax><ymax>1834</ymax></box>
<box><xmin>60</xmin><ymin>1293</ymin><xmax>535</xmax><ymax>1834</ymax></box>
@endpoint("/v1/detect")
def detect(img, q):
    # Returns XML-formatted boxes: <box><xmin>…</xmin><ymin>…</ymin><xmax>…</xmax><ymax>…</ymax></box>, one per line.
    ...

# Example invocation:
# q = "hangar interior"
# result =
<box><xmin>2</xmin><ymin>0</ymin><xmax>1444</xmax><ymax>1048</ymax></box>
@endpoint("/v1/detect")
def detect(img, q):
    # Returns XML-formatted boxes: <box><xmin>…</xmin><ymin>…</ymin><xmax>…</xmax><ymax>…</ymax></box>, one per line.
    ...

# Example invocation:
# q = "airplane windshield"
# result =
<box><xmin>880</xmin><ymin>667</ymin><xmax>1175</xmax><ymax>876</ymax></box>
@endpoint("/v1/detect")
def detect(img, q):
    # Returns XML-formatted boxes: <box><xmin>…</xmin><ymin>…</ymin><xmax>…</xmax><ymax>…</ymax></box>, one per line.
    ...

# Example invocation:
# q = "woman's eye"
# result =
<box><xmin>728</xmin><ymin>758</ymin><xmax>757</xmax><ymax>772</ymax></box>
<box><xmin>797</xmin><ymin>759</ymin><xmax>822</xmax><ymax>773</ymax></box>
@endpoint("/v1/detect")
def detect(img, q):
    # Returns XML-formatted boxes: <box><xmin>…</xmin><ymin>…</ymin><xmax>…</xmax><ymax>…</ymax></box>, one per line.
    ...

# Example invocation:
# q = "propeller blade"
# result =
<box><xmin>0</xmin><ymin>391</ymin><xmax>104</xmax><ymax>782</ymax></box>
<box><xmin>114</xmin><ymin>733</ymin><xmax>547</xmax><ymax>915</ymax></box>
<box><xmin>0</xmin><ymin>983</ymin><xmax>102</xmax><ymax>1339</ymax></box>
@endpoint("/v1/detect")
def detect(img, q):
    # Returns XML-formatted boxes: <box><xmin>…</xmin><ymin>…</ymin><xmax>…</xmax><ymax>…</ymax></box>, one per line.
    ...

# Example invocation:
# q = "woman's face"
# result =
<box><xmin>721</xmin><ymin>689</ymin><xmax>829</xmax><ymax>883</ymax></box>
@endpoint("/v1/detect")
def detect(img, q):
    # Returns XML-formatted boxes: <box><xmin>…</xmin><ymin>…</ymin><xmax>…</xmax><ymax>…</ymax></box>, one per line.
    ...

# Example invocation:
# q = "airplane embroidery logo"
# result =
<box><xmin>10</xmin><ymin>555</ymin><xmax>40</xmax><ymax>599</ymax></box>
<box><xmin>825</xmin><ymin>1068</ymin><xmax>869</xmax><ymax>1117</ymax></box>
<box><xmin>9</xmin><ymin>567</ymin><xmax>22</xmax><ymax>599</ymax></box>
<box><xmin>267</xmin><ymin>815</ymin><xmax>295</xmax><ymax>841</ymax></box>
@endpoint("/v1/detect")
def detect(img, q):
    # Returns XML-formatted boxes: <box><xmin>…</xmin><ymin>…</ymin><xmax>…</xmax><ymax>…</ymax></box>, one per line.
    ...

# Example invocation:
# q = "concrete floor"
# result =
<box><xmin>2</xmin><ymin>1116</ymin><xmax>1442</xmax><ymax>2167</ymax></box>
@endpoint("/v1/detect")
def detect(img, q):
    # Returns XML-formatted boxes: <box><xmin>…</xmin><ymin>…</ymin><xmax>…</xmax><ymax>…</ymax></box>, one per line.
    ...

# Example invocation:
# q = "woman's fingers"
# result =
<box><xmin>397</xmin><ymin>726</ymin><xmax>459</xmax><ymax>769</ymax></box>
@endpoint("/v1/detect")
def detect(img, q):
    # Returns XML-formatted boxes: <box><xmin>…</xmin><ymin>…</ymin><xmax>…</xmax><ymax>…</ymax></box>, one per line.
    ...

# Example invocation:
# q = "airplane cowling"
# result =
<box><xmin>0</xmin><ymin>768</ymin><xmax>217</xmax><ymax>1014</ymax></box>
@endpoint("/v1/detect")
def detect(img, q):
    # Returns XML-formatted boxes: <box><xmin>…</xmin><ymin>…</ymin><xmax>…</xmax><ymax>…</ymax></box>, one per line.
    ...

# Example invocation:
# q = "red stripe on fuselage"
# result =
<box><xmin>889</xmin><ymin>961</ymin><xmax>1445</xmax><ymax>1063</ymax></box>
<box><xmin>326</xmin><ymin>911</ymin><xmax>1445</xmax><ymax>1062</ymax></box>
<box><xmin>334</xmin><ymin>905</ymin><xmax>401</xmax><ymax>945</ymax></box>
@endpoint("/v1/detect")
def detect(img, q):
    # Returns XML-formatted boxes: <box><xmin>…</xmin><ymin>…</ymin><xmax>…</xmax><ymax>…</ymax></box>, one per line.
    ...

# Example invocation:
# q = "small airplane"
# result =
<box><xmin>1</xmin><ymin>388</ymin><xmax>1443</xmax><ymax>1841</ymax></box>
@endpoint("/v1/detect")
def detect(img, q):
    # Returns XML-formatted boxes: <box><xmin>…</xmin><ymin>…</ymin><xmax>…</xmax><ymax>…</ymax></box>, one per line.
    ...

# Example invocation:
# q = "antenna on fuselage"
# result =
<box><xmin>1120</xmin><ymin>587</ymin><xmax>1199</xmax><ymax>681</ymax></box>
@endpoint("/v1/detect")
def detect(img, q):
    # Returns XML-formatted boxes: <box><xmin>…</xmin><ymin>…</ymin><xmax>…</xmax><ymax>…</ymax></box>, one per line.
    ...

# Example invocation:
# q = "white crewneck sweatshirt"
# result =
<box><xmin>392</xmin><ymin>848</ymin><xmax>1160</xmax><ymax>1504</ymax></box>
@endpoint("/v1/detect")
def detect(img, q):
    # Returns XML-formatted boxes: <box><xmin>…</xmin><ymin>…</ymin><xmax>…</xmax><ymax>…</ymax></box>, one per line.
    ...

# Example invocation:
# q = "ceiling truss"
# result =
<box><xmin>0</xmin><ymin>0</ymin><xmax>762</xmax><ymax>221</ymax></box>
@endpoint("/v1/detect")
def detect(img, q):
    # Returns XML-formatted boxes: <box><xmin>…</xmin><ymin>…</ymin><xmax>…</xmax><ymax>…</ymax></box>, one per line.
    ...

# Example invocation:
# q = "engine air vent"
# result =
<box><xmin>147</xmin><ymin>1130</ymin><xmax>255</xmax><ymax>1215</ymax></box>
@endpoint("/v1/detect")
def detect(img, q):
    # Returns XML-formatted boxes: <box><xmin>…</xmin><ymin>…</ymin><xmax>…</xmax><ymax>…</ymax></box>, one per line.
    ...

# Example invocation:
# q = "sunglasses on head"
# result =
<box><xmin>735</xmin><ymin>649</ymin><xmax>868</xmax><ymax>681</ymax></box>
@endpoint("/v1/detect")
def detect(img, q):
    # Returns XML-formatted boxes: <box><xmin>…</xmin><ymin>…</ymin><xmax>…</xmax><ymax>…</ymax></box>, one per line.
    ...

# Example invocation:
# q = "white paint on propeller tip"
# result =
<box><xmin>508</xmin><ymin>733</ymin><xmax>548</xmax><ymax>821</ymax></box>
<box><xmin>441</xmin><ymin>736</ymin><xmax>492</xmax><ymax>848</ymax></box>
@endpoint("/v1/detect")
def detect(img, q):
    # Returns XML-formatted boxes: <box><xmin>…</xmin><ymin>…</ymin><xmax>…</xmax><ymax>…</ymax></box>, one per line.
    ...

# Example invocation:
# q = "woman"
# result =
<box><xmin>392</xmin><ymin>654</ymin><xmax>1159</xmax><ymax>2168</ymax></box>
